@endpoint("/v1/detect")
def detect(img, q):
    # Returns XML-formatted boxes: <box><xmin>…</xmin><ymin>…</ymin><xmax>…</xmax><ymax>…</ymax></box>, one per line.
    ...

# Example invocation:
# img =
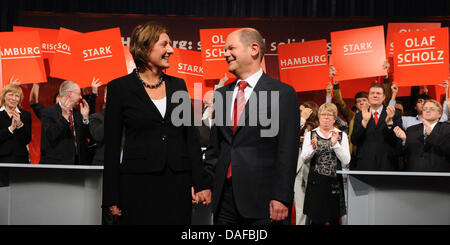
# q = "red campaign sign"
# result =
<box><xmin>200</xmin><ymin>28</ymin><xmax>240</xmax><ymax>80</ymax></box>
<box><xmin>13</xmin><ymin>26</ymin><xmax>59</xmax><ymax>76</ymax></box>
<box><xmin>0</xmin><ymin>31</ymin><xmax>47</xmax><ymax>85</ymax></box>
<box><xmin>386</xmin><ymin>23</ymin><xmax>441</xmax><ymax>58</ymax></box>
<box><xmin>50</xmin><ymin>27</ymin><xmax>82</xmax><ymax>80</ymax></box>
<box><xmin>166</xmin><ymin>48</ymin><xmax>211</xmax><ymax>101</ymax></box>
<box><xmin>0</xmin><ymin>47</ymin><xmax>2</xmax><ymax>89</ymax></box>
<box><xmin>52</xmin><ymin>28</ymin><xmax>127</xmax><ymax>88</ymax></box>
<box><xmin>393</xmin><ymin>27</ymin><xmax>449</xmax><ymax>86</ymax></box>
<box><xmin>278</xmin><ymin>39</ymin><xmax>329</xmax><ymax>92</ymax></box>
<box><xmin>331</xmin><ymin>25</ymin><xmax>387</xmax><ymax>81</ymax></box>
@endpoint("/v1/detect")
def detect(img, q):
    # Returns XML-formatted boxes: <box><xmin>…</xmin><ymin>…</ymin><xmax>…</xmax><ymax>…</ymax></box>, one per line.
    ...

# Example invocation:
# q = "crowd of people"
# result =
<box><xmin>0</xmin><ymin>21</ymin><xmax>449</xmax><ymax>226</ymax></box>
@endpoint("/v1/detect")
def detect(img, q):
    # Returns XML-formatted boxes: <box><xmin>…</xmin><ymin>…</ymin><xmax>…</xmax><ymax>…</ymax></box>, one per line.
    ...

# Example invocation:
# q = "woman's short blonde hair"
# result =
<box><xmin>130</xmin><ymin>21</ymin><xmax>168</xmax><ymax>72</ymax></box>
<box><xmin>0</xmin><ymin>84</ymin><xmax>24</xmax><ymax>108</ymax></box>
<box><xmin>318</xmin><ymin>102</ymin><xmax>338</xmax><ymax>119</ymax></box>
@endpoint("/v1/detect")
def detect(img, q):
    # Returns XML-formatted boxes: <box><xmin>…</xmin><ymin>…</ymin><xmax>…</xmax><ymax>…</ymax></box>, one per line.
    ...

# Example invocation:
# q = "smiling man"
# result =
<box><xmin>351</xmin><ymin>83</ymin><xmax>403</xmax><ymax>171</ymax></box>
<box><xmin>202</xmin><ymin>28</ymin><xmax>300</xmax><ymax>225</ymax></box>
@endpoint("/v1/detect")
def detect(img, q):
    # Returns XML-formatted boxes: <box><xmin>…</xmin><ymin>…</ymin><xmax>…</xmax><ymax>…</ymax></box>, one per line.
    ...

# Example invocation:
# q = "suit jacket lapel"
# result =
<box><xmin>129</xmin><ymin>72</ymin><xmax>165</xmax><ymax>120</ymax></box>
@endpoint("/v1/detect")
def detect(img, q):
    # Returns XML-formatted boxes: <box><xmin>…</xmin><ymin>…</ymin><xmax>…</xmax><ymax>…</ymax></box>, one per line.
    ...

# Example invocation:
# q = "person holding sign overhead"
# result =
<box><xmin>102</xmin><ymin>21</ymin><xmax>210</xmax><ymax>225</ymax></box>
<box><xmin>203</xmin><ymin>28</ymin><xmax>300</xmax><ymax>225</ymax></box>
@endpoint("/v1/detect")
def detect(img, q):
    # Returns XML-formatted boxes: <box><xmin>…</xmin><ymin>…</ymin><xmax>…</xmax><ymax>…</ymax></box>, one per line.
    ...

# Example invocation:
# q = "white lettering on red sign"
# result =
<box><xmin>178</xmin><ymin>63</ymin><xmax>203</xmax><ymax>77</ymax></box>
<box><xmin>0</xmin><ymin>47</ymin><xmax>41</xmax><ymax>60</ymax></box>
<box><xmin>343</xmin><ymin>42</ymin><xmax>373</xmax><ymax>55</ymax></box>
<box><xmin>397</xmin><ymin>35</ymin><xmax>444</xmax><ymax>66</ymax></box>
<box><xmin>280</xmin><ymin>55</ymin><xmax>327</xmax><ymax>70</ymax></box>
<box><xmin>83</xmin><ymin>46</ymin><xmax>113</xmax><ymax>61</ymax></box>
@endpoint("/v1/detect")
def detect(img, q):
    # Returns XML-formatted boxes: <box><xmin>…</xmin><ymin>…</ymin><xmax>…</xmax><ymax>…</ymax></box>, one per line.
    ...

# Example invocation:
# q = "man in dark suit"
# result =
<box><xmin>201</xmin><ymin>28</ymin><xmax>300</xmax><ymax>225</ymax></box>
<box><xmin>393</xmin><ymin>99</ymin><xmax>450</xmax><ymax>172</ymax></box>
<box><xmin>40</xmin><ymin>81</ymin><xmax>90</xmax><ymax>164</ymax></box>
<box><xmin>351</xmin><ymin>83</ymin><xmax>403</xmax><ymax>171</ymax></box>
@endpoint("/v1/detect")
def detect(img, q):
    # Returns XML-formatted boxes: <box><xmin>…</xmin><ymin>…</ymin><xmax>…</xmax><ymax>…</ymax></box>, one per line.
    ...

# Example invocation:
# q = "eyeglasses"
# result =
<box><xmin>422</xmin><ymin>107</ymin><xmax>439</xmax><ymax>112</ymax></box>
<box><xmin>319</xmin><ymin>113</ymin><xmax>335</xmax><ymax>117</ymax></box>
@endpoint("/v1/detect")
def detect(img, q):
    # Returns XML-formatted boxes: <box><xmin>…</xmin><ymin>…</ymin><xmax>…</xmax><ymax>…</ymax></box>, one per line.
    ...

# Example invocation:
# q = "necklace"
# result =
<box><xmin>136</xmin><ymin>69</ymin><xmax>164</xmax><ymax>89</ymax></box>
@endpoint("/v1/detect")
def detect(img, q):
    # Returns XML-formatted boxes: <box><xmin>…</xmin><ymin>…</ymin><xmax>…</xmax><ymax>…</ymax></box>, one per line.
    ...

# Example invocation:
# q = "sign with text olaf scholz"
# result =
<box><xmin>385</xmin><ymin>23</ymin><xmax>441</xmax><ymax>58</ymax></box>
<box><xmin>277</xmin><ymin>39</ymin><xmax>329</xmax><ymax>92</ymax></box>
<box><xmin>200</xmin><ymin>28</ymin><xmax>240</xmax><ymax>80</ymax></box>
<box><xmin>331</xmin><ymin>25</ymin><xmax>387</xmax><ymax>81</ymax></box>
<box><xmin>69</xmin><ymin>28</ymin><xmax>127</xmax><ymax>88</ymax></box>
<box><xmin>393</xmin><ymin>27</ymin><xmax>449</xmax><ymax>86</ymax></box>
<box><xmin>166</xmin><ymin>48</ymin><xmax>211</xmax><ymax>101</ymax></box>
<box><xmin>0</xmin><ymin>31</ymin><xmax>47</xmax><ymax>85</ymax></box>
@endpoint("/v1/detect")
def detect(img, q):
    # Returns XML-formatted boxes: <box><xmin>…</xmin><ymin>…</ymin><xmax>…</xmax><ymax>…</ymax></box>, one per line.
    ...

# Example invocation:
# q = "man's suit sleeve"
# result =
<box><xmin>202</xmin><ymin>91</ymin><xmax>222</xmax><ymax>189</ymax></box>
<box><xmin>179</xmin><ymin>79</ymin><xmax>211</xmax><ymax>192</ymax></box>
<box><xmin>272</xmin><ymin>85</ymin><xmax>300</xmax><ymax>205</ymax></box>
<box><xmin>351</xmin><ymin>112</ymin><xmax>366</xmax><ymax>146</ymax></box>
<box><xmin>103</xmin><ymin>81</ymin><xmax>123</xmax><ymax>208</ymax></box>
<box><xmin>89</xmin><ymin>113</ymin><xmax>104</xmax><ymax>143</ymax></box>
<box><xmin>425</xmin><ymin>123</ymin><xmax>450</xmax><ymax>158</ymax></box>
<box><xmin>41</xmin><ymin>107</ymin><xmax>71</xmax><ymax>146</ymax></box>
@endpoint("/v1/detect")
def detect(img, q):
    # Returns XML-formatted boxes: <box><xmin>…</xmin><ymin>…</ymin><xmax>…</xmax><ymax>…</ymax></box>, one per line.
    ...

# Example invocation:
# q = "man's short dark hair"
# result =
<box><xmin>369</xmin><ymin>83</ymin><xmax>385</xmax><ymax>94</ymax></box>
<box><xmin>354</xmin><ymin>91</ymin><xmax>368</xmax><ymax>103</ymax></box>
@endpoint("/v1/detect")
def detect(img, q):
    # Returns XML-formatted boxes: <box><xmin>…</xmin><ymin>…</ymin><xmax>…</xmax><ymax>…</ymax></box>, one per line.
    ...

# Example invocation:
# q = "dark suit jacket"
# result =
<box><xmin>102</xmin><ymin>72</ymin><xmax>209</xmax><ymax>208</ymax></box>
<box><xmin>404</xmin><ymin>122</ymin><xmax>450</xmax><ymax>172</ymax></box>
<box><xmin>89</xmin><ymin>111</ymin><xmax>105</xmax><ymax>165</ymax></box>
<box><xmin>39</xmin><ymin>104</ymin><xmax>90</xmax><ymax>164</ymax></box>
<box><xmin>351</xmin><ymin>106</ymin><xmax>403</xmax><ymax>171</ymax></box>
<box><xmin>0</xmin><ymin>109</ymin><xmax>32</xmax><ymax>163</ymax></box>
<box><xmin>203</xmin><ymin>73</ymin><xmax>300</xmax><ymax>219</ymax></box>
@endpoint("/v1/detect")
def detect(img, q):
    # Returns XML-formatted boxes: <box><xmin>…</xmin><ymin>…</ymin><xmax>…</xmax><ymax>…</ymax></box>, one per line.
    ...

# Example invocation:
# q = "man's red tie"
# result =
<box><xmin>226</xmin><ymin>81</ymin><xmax>248</xmax><ymax>179</ymax></box>
<box><xmin>374</xmin><ymin>111</ymin><xmax>379</xmax><ymax>125</ymax></box>
<box><xmin>68</xmin><ymin>110</ymin><xmax>77</xmax><ymax>150</ymax></box>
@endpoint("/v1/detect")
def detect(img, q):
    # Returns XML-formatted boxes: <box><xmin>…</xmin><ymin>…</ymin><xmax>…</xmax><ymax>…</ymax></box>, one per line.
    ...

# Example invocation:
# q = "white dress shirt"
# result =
<box><xmin>300</xmin><ymin>127</ymin><xmax>351</xmax><ymax>169</ymax></box>
<box><xmin>230</xmin><ymin>69</ymin><xmax>263</xmax><ymax>120</ymax></box>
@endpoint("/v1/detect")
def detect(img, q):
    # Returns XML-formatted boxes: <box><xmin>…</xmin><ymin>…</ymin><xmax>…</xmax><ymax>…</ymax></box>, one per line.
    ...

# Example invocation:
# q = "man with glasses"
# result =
<box><xmin>393</xmin><ymin>99</ymin><xmax>450</xmax><ymax>172</ymax></box>
<box><xmin>388</xmin><ymin>82</ymin><xmax>449</xmax><ymax>130</ymax></box>
<box><xmin>40</xmin><ymin>81</ymin><xmax>91</xmax><ymax>165</ymax></box>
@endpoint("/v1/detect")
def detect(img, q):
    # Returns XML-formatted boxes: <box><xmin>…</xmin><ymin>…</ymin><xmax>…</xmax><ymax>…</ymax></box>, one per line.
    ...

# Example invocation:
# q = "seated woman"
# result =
<box><xmin>300</xmin><ymin>102</ymin><xmax>350</xmax><ymax>225</ymax></box>
<box><xmin>0</xmin><ymin>84</ymin><xmax>32</xmax><ymax>164</ymax></box>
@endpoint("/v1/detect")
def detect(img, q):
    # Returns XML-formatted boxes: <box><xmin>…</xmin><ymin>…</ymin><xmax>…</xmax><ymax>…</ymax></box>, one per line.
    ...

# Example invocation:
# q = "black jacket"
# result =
<box><xmin>0</xmin><ymin>109</ymin><xmax>31</xmax><ymax>163</ymax></box>
<box><xmin>39</xmin><ymin>104</ymin><xmax>90</xmax><ymax>164</ymax></box>
<box><xmin>203</xmin><ymin>73</ymin><xmax>300</xmax><ymax>219</ymax></box>
<box><xmin>351</xmin><ymin>106</ymin><xmax>403</xmax><ymax>171</ymax></box>
<box><xmin>404</xmin><ymin>122</ymin><xmax>450</xmax><ymax>172</ymax></box>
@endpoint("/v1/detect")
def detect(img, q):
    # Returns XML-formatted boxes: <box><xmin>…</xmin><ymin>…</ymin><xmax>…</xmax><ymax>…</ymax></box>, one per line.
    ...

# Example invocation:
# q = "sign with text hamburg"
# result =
<box><xmin>331</xmin><ymin>25</ymin><xmax>387</xmax><ymax>81</ymax></box>
<box><xmin>50</xmin><ymin>27</ymin><xmax>82</xmax><ymax>80</ymax></box>
<box><xmin>13</xmin><ymin>26</ymin><xmax>59</xmax><ymax>76</ymax></box>
<box><xmin>166</xmin><ymin>48</ymin><xmax>211</xmax><ymax>101</ymax></box>
<box><xmin>385</xmin><ymin>22</ymin><xmax>441</xmax><ymax>58</ymax></box>
<box><xmin>0</xmin><ymin>31</ymin><xmax>47</xmax><ymax>85</ymax></box>
<box><xmin>69</xmin><ymin>27</ymin><xmax>127</xmax><ymax>88</ymax></box>
<box><xmin>200</xmin><ymin>28</ymin><xmax>240</xmax><ymax>80</ymax></box>
<box><xmin>393</xmin><ymin>27</ymin><xmax>449</xmax><ymax>86</ymax></box>
<box><xmin>277</xmin><ymin>39</ymin><xmax>329</xmax><ymax>92</ymax></box>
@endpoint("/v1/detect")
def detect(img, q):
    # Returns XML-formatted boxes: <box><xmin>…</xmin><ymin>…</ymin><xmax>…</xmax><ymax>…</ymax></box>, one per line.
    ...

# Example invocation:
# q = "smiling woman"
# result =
<box><xmin>102</xmin><ymin>21</ymin><xmax>210</xmax><ymax>225</ymax></box>
<box><xmin>0</xmin><ymin>84</ymin><xmax>32</xmax><ymax>164</ymax></box>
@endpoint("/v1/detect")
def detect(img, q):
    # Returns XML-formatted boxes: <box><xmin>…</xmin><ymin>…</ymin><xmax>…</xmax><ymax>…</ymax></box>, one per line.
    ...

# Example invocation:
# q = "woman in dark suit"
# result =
<box><xmin>102</xmin><ymin>21</ymin><xmax>209</xmax><ymax>225</ymax></box>
<box><xmin>0</xmin><ymin>84</ymin><xmax>32</xmax><ymax>163</ymax></box>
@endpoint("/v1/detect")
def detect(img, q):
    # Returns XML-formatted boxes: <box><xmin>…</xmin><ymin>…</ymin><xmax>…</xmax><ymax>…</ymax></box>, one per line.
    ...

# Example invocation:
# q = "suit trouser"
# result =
<box><xmin>214</xmin><ymin>178</ymin><xmax>272</xmax><ymax>225</ymax></box>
